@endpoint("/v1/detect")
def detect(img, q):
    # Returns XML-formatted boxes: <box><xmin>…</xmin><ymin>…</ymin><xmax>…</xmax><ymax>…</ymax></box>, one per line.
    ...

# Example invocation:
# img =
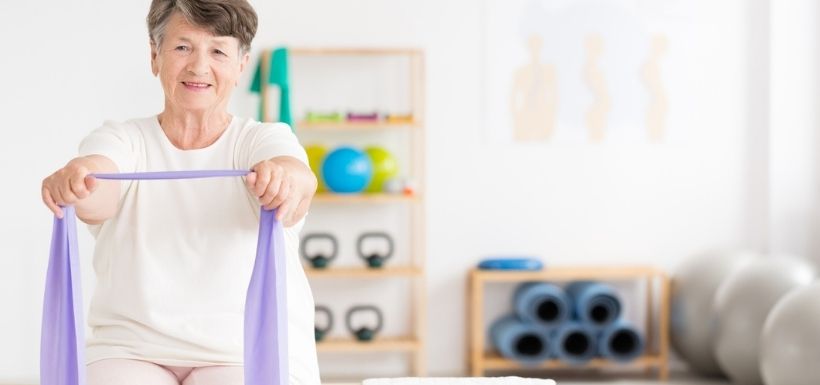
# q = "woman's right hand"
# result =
<box><xmin>41</xmin><ymin>157</ymin><xmax>99</xmax><ymax>218</ymax></box>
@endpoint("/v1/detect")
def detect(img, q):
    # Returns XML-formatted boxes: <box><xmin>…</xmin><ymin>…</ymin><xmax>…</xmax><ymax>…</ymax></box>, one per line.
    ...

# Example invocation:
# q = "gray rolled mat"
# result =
<box><xmin>566</xmin><ymin>281</ymin><xmax>622</xmax><ymax>329</ymax></box>
<box><xmin>598</xmin><ymin>320</ymin><xmax>645</xmax><ymax>362</ymax></box>
<box><xmin>513</xmin><ymin>282</ymin><xmax>570</xmax><ymax>330</ymax></box>
<box><xmin>551</xmin><ymin>321</ymin><xmax>597</xmax><ymax>365</ymax></box>
<box><xmin>490</xmin><ymin>314</ymin><xmax>552</xmax><ymax>365</ymax></box>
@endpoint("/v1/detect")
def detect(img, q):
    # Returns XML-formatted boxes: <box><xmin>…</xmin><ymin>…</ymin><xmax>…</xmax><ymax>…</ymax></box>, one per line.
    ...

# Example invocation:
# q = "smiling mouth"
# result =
<box><xmin>182</xmin><ymin>81</ymin><xmax>212</xmax><ymax>89</ymax></box>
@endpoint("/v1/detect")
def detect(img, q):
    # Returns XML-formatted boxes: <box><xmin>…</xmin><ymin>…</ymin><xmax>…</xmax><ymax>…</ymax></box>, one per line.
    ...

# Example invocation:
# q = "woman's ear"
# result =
<box><xmin>150</xmin><ymin>42</ymin><xmax>159</xmax><ymax>77</ymax></box>
<box><xmin>239</xmin><ymin>51</ymin><xmax>250</xmax><ymax>74</ymax></box>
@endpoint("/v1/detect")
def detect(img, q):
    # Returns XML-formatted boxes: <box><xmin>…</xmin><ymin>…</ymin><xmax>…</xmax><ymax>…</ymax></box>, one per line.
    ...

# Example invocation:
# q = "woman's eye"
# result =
<box><xmin>214</xmin><ymin>49</ymin><xmax>226</xmax><ymax>56</ymax></box>
<box><xmin>175</xmin><ymin>46</ymin><xmax>189</xmax><ymax>52</ymax></box>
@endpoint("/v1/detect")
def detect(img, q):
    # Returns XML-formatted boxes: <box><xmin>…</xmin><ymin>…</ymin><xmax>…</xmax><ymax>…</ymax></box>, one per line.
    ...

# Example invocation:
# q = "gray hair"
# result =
<box><xmin>147</xmin><ymin>0</ymin><xmax>258</xmax><ymax>55</ymax></box>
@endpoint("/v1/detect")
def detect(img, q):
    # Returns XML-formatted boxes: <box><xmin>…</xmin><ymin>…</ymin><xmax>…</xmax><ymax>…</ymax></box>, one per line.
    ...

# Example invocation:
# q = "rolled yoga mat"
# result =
<box><xmin>40</xmin><ymin>170</ymin><xmax>288</xmax><ymax>385</ymax></box>
<box><xmin>550</xmin><ymin>321</ymin><xmax>598</xmax><ymax>365</ymax></box>
<box><xmin>565</xmin><ymin>281</ymin><xmax>622</xmax><ymax>329</ymax></box>
<box><xmin>513</xmin><ymin>282</ymin><xmax>570</xmax><ymax>330</ymax></box>
<box><xmin>598</xmin><ymin>320</ymin><xmax>645</xmax><ymax>362</ymax></box>
<box><xmin>490</xmin><ymin>315</ymin><xmax>552</xmax><ymax>364</ymax></box>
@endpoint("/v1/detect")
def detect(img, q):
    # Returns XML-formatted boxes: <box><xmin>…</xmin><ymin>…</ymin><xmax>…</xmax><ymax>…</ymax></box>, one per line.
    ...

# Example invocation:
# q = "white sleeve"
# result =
<box><xmin>78</xmin><ymin>120</ymin><xmax>138</xmax><ymax>173</ymax></box>
<box><xmin>241</xmin><ymin>122</ymin><xmax>309</xmax><ymax>169</ymax></box>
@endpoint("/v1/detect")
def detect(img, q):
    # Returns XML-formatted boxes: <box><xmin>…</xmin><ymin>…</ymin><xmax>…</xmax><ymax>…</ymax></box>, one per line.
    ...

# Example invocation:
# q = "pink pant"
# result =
<box><xmin>88</xmin><ymin>359</ymin><xmax>243</xmax><ymax>385</ymax></box>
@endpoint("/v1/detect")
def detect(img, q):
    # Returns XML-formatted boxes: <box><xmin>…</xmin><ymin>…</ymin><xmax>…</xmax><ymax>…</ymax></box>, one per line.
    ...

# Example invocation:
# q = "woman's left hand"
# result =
<box><xmin>246</xmin><ymin>157</ymin><xmax>317</xmax><ymax>226</ymax></box>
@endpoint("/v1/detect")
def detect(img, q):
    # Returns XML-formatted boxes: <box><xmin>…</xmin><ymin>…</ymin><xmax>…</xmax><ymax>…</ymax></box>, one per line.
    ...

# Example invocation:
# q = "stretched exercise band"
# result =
<box><xmin>40</xmin><ymin>170</ymin><xmax>288</xmax><ymax>385</ymax></box>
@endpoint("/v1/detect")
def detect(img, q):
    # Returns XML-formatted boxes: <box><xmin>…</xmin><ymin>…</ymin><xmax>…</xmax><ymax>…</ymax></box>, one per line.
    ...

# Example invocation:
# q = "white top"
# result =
<box><xmin>78</xmin><ymin>116</ymin><xmax>320</xmax><ymax>384</ymax></box>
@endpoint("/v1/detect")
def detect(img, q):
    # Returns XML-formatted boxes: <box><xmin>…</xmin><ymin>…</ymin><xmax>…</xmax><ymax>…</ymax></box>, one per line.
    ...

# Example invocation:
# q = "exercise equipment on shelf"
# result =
<box><xmin>321</xmin><ymin>146</ymin><xmax>373</xmax><ymax>193</ymax></box>
<box><xmin>479</xmin><ymin>257</ymin><xmax>543</xmax><ymax>271</ymax></box>
<box><xmin>304</xmin><ymin>111</ymin><xmax>344</xmax><ymax>123</ymax></box>
<box><xmin>565</xmin><ymin>281</ymin><xmax>622</xmax><ymax>330</ymax></box>
<box><xmin>597</xmin><ymin>320</ymin><xmax>644</xmax><ymax>362</ymax></box>
<box><xmin>489</xmin><ymin>314</ymin><xmax>553</xmax><ymax>365</ymax></box>
<box><xmin>490</xmin><ymin>280</ymin><xmax>646</xmax><ymax>367</ymax></box>
<box><xmin>357</xmin><ymin>232</ymin><xmax>394</xmax><ymax>269</ymax></box>
<box><xmin>346</xmin><ymin>305</ymin><xmax>384</xmax><ymax>342</ymax></box>
<box><xmin>347</xmin><ymin>112</ymin><xmax>380</xmax><ymax>122</ymax></box>
<box><xmin>304</xmin><ymin>144</ymin><xmax>328</xmax><ymax>192</ymax></box>
<box><xmin>363</xmin><ymin>146</ymin><xmax>399</xmax><ymax>193</ymax></box>
<box><xmin>314</xmin><ymin>305</ymin><xmax>333</xmax><ymax>342</ymax></box>
<box><xmin>550</xmin><ymin>321</ymin><xmax>597</xmax><ymax>365</ymax></box>
<box><xmin>300</xmin><ymin>233</ymin><xmax>338</xmax><ymax>269</ymax></box>
<box><xmin>513</xmin><ymin>282</ymin><xmax>570</xmax><ymax>329</ymax></box>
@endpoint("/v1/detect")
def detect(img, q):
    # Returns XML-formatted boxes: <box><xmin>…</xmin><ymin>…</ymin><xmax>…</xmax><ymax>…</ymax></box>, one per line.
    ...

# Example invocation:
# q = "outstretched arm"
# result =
<box><xmin>41</xmin><ymin>155</ymin><xmax>120</xmax><ymax>224</ymax></box>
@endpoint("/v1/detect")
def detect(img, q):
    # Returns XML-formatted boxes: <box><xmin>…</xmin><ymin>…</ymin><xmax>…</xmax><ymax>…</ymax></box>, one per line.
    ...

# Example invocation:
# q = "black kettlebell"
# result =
<box><xmin>300</xmin><ymin>233</ymin><xmax>338</xmax><ymax>269</ymax></box>
<box><xmin>357</xmin><ymin>232</ymin><xmax>394</xmax><ymax>269</ymax></box>
<box><xmin>346</xmin><ymin>305</ymin><xmax>384</xmax><ymax>342</ymax></box>
<box><xmin>314</xmin><ymin>305</ymin><xmax>333</xmax><ymax>342</ymax></box>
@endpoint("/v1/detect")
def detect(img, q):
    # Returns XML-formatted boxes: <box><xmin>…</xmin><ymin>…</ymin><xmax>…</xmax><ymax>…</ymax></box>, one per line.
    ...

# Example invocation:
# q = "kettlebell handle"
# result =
<box><xmin>300</xmin><ymin>233</ymin><xmax>339</xmax><ymax>264</ymax></box>
<box><xmin>345</xmin><ymin>305</ymin><xmax>384</xmax><ymax>336</ymax></box>
<box><xmin>356</xmin><ymin>232</ymin><xmax>394</xmax><ymax>261</ymax></box>
<box><xmin>314</xmin><ymin>305</ymin><xmax>333</xmax><ymax>333</ymax></box>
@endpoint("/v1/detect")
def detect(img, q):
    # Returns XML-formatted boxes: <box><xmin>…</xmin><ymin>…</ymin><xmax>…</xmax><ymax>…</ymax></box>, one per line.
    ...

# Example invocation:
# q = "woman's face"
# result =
<box><xmin>151</xmin><ymin>12</ymin><xmax>249</xmax><ymax>114</ymax></box>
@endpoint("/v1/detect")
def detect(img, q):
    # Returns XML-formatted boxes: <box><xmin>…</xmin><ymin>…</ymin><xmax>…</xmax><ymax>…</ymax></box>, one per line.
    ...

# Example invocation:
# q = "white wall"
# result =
<box><xmin>1</xmin><ymin>0</ymin><xmax>816</xmax><ymax>382</ymax></box>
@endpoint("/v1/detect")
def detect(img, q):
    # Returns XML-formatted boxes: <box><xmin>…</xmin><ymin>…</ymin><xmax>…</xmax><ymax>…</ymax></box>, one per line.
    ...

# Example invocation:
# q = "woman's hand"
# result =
<box><xmin>42</xmin><ymin>157</ymin><xmax>99</xmax><ymax>218</ymax></box>
<box><xmin>246</xmin><ymin>157</ymin><xmax>317</xmax><ymax>226</ymax></box>
<box><xmin>41</xmin><ymin>155</ymin><xmax>119</xmax><ymax>223</ymax></box>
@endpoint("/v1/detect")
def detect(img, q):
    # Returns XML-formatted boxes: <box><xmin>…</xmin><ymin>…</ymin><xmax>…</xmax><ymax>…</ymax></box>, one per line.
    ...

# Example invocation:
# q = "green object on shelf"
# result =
<box><xmin>364</xmin><ymin>146</ymin><xmax>398</xmax><ymax>193</ymax></box>
<box><xmin>250</xmin><ymin>47</ymin><xmax>292</xmax><ymax>128</ymax></box>
<box><xmin>304</xmin><ymin>111</ymin><xmax>344</xmax><ymax>123</ymax></box>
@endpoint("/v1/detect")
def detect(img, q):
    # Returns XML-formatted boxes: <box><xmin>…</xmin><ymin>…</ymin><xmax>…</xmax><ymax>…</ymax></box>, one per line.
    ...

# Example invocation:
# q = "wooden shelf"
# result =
<box><xmin>316</xmin><ymin>337</ymin><xmax>421</xmax><ymax>352</ymax></box>
<box><xmin>305</xmin><ymin>266</ymin><xmax>422</xmax><ymax>278</ymax></box>
<box><xmin>295</xmin><ymin>121</ymin><xmax>419</xmax><ymax>131</ymax></box>
<box><xmin>473</xmin><ymin>266</ymin><xmax>666</xmax><ymax>282</ymax></box>
<box><xmin>482</xmin><ymin>353</ymin><xmax>664</xmax><ymax>370</ymax></box>
<box><xmin>313</xmin><ymin>193</ymin><xmax>418</xmax><ymax>204</ymax></box>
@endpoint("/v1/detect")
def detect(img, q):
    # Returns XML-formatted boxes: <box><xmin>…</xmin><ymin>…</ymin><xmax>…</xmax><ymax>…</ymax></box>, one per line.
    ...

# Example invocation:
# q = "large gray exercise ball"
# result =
<box><xmin>670</xmin><ymin>250</ymin><xmax>756</xmax><ymax>377</ymax></box>
<box><xmin>712</xmin><ymin>256</ymin><xmax>815</xmax><ymax>385</ymax></box>
<box><xmin>760</xmin><ymin>282</ymin><xmax>820</xmax><ymax>385</ymax></box>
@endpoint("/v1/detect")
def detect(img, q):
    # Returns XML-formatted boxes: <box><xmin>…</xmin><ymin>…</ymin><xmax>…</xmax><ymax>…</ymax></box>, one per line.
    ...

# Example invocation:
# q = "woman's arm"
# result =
<box><xmin>41</xmin><ymin>155</ymin><xmax>120</xmax><ymax>224</ymax></box>
<box><xmin>245</xmin><ymin>155</ymin><xmax>318</xmax><ymax>227</ymax></box>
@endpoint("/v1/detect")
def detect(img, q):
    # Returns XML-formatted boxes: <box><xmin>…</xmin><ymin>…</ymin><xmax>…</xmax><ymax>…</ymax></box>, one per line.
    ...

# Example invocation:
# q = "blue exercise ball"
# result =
<box><xmin>321</xmin><ymin>147</ymin><xmax>373</xmax><ymax>193</ymax></box>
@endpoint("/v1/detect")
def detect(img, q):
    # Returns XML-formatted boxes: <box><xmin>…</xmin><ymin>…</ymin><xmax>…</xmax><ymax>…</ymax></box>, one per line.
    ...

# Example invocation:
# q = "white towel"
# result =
<box><xmin>362</xmin><ymin>377</ymin><xmax>556</xmax><ymax>385</ymax></box>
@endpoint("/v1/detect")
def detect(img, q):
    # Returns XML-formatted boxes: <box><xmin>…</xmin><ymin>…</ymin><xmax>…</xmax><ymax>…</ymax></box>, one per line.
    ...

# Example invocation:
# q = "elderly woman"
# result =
<box><xmin>40</xmin><ymin>1</ymin><xmax>320</xmax><ymax>384</ymax></box>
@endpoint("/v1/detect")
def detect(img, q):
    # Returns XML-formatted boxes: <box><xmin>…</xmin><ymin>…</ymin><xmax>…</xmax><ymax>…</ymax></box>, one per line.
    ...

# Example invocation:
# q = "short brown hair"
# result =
<box><xmin>147</xmin><ymin>0</ymin><xmax>258</xmax><ymax>55</ymax></box>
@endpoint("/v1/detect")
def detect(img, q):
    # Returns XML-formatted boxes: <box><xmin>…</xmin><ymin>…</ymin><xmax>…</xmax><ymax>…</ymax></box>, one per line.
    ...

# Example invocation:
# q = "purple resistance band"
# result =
<box><xmin>40</xmin><ymin>170</ymin><xmax>288</xmax><ymax>385</ymax></box>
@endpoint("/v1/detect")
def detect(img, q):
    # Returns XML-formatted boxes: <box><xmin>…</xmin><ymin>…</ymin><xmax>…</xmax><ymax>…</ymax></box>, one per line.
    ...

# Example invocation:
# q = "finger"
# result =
<box><xmin>285</xmin><ymin>198</ymin><xmax>311</xmax><ymax>226</ymax></box>
<box><xmin>70</xmin><ymin>174</ymin><xmax>89</xmax><ymax>199</ymax></box>
<box><xmin>42</xmin><ymin>187</ymin><xmax>63</xmax><ymax>218</ymax></box>
<box><xmin>245</xmin><ymin>172</ymin><xmax>257</xmax><ymax>190</ymax></box>
<box><xmin>260</xmin><ymin>174</ymin><xmax>283</xmax><ymax>207</ymax></box>
<box><xmin>268</xmin><ymin>177</ymin><xmax>290</xmax><ymax>210</ymax></box>
<box><xmin>275</xmin><ymin>197</ymin><xmax>298</xmax><ymax>223</ymax></box>
<box><xmin>254</xmin><ymin>168</ymin><xmax>272</xmax><ymax>197</ymax></box>
<box><xmin>84</xmin><ymin>175</ymin><xmax>98</xmax><ymax>193</ymax></box>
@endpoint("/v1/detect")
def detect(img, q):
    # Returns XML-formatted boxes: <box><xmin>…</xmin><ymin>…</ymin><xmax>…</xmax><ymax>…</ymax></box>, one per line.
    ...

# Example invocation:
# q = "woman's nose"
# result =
<box><xmin>186</xmin><ymin>51</ymin><xmax>210</xmax><ymax>76</ymax></box>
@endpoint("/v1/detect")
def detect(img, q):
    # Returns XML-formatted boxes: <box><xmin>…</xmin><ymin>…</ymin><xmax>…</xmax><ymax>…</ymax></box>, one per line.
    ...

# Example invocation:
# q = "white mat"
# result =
<box><xmin>362</xmin><ymin>377</ymin><xmax>556</xmax><ymax>385</ymax></box>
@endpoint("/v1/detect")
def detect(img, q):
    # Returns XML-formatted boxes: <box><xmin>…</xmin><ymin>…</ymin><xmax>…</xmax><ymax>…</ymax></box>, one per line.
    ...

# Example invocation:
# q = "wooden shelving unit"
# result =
<box><xmin>305</xmin><ymin>266</ymin><xmax>423</xmax><ymax>278</ymax></box>
<box><xmin>468</xmin><ymin>266</ymin><xmax>670</xmax><ymax>380</ymax></box>
<box><xmin>294</xmin><ymin>121</ymin><xmax>420</xmax><ymax>131</ymax></box>
<box><xmin>312</xmin><ymin>193</ymin><xmax>419</xmax><ymax>204</ymax></box>
<box><xmin>260</xmin><ymin>47</ymin><xmax>426</xmax><ymax>379</ymax></box>
<box><xmin>316</xmin><ymin>337</ymin><xmax>421</xmax><ymax>353</ymax></box>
